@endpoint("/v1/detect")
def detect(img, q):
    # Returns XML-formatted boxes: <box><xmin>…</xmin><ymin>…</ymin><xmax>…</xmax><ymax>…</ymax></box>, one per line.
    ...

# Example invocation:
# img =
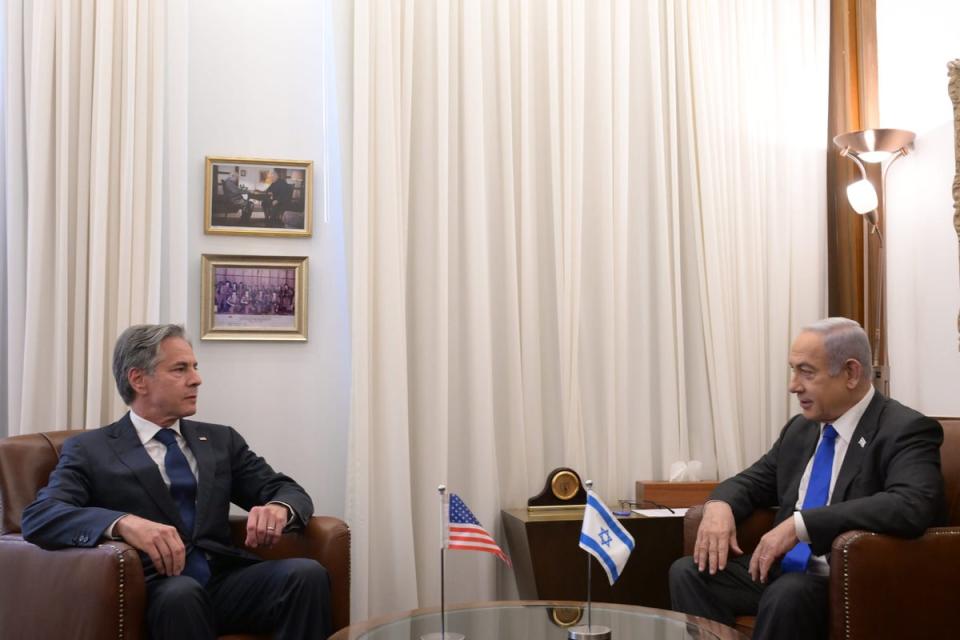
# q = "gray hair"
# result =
<box><xmin>801</xmin><ymin>317</ymin><xmax>873</xmax><ymax>380</ymax></box>
<box><xmin>112</xmin><ymin>324</ymin><xmax>189</xmax><ymax>404</ymax></box>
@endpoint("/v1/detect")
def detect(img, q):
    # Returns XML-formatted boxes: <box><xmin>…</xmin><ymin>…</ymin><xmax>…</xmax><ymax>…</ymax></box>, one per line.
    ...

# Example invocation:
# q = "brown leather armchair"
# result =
<box><xmin>0</xmin><ymin>430</ymin><xmax>351</xmax><ymax>640</ymax></box>
<box><xmin>682</xmin><ymin>418</ymin><xmax>960</xmax><ymax>639</ymax></box>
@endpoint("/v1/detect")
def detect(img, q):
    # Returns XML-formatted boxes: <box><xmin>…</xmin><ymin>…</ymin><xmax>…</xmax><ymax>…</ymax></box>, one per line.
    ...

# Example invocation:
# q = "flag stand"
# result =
<box><xmin>568</xmin><ymin>480</ymin><xmax>612</xmax><ymax>640</ymax></box>
<box><xmin>420</xmin><ymin>485</ymin><xmax>465</xmax><ymax>640</ymax></box>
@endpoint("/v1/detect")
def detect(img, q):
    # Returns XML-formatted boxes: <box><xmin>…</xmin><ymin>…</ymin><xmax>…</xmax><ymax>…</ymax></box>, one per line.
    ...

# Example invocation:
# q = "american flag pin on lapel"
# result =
<box><xmin>858</xmin><ymin>437</ymin><xmax>867</xmax><ymax>448</ymax></box>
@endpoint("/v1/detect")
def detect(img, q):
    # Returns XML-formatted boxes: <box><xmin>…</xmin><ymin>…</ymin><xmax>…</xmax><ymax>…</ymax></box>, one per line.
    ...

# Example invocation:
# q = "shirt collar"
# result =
<box><xmin>129</xmin><ymin>409</ymin><xmax>183</xmax><ymax>446</ymax></box>
<box><xmin>825</xmin><ymin>385</ymin><xmax>875</xmax><ymax>443</ymax></box>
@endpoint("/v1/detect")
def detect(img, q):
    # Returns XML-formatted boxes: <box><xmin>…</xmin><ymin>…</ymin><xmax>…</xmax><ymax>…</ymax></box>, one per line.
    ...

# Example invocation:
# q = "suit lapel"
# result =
<box><xmin>105</xmin><ymin>414</ymin><xmax>185</xmax><ymax>530</ymax></box>
<box><xmin>783</xmin><ymin>418</ymin><xmax>821</xmax><ymax>509</ymax></box>
<box><xmin>181</xmin><ymin>420</ymin><xmax>215</xmax><ymax>534</ymax></box>
<box><xmin>833</xmin><ymin>392</ymin><xmax>886</xmax><ymax>501</ymax></box>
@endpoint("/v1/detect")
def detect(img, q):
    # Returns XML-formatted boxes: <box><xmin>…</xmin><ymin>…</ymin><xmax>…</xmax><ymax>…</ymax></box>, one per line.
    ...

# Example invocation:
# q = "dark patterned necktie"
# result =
<box><xmin>153</xmin><ymin>428</ymin><xmax>210</xmax><ymax>585</ymax></box>
<box><xmin>781</xmin><ymin>424</ymin><xmax>838</xmax><ymax>573</ymax></box>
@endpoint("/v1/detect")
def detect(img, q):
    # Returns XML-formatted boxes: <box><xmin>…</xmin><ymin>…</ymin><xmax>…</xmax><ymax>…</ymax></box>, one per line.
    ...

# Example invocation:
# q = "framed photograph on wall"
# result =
<box><xmin>204</xmin><ymin>156</ymin><xmax>313</xmax><ymax>237</ymax></box>
<box><xmin>201</xmin><ymin>254</ymin><xmax>308</xmax><ymax>341</ymax></box>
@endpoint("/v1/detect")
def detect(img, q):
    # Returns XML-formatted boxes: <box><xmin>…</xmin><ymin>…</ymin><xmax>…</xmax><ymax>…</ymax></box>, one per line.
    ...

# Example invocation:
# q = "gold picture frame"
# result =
<box><xmin>949</xmin><ymin>60</ymin><xmax>960</xmax><ymax>350</ymax></box>
<box><xmin>204</xmin><ymin>156</ymin><xmax>313</xmax><ymax>237</ymax></box>
<box><xmin>201</xmin><ymin>254</ymin><xmax>308</xmax><ymax>341</ymax></box>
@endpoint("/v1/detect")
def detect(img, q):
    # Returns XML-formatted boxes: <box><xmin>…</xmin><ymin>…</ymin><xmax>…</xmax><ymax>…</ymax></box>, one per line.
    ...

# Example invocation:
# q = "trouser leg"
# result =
<box><xmin>263</xmin><ymin>200</ymin><xmax>278</xmax><ymax>225</ymax></box>
<box><xmin>146</xmin><ymin>575</ymin><xmax>216</xmax><ymax>640</ymax></box>
<box><xmin>208</xmin><ymin>558</ymin><xmax>332</xmax><ymax>640</ymax></box>
<box><xmin>669</xmin><ymin>554</ymin><xmax>764</xmax><ymax>626</ymax></box>
<box><xmin>752</xmin><ymin>571</ymin><xmax>829</xmax><ymax>640</ymax></box>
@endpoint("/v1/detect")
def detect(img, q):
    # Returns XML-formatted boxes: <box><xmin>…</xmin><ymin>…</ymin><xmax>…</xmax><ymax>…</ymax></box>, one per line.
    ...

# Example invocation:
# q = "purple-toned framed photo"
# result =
<box><xmin>200</xmin><ymin>254</ymin><xmax>307</xmax><ymax>341</ymax></box>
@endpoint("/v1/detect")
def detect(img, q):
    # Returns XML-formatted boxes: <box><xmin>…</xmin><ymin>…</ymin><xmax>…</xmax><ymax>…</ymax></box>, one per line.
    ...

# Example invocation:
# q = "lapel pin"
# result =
<box><xmin>198</xmin><ymin>436</ymin><xmax>208</xmax><ymax>442</ymax></box>
<box><xmin>858</xmin><ymin>437</ymin><xmax>867</xmax><ymax>448</ymax></box>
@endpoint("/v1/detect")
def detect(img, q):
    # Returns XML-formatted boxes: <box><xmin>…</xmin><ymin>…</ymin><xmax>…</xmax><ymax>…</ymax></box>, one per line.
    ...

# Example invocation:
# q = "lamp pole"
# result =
<box><xmin>833</xmin><ymin>129</ymin><xmax>914</xmax><ymax>396</ymax></box>
<box><xmin>868</xmin><ymin>150</ymin><xmax>907</xmax><ymax>396</ymax></box>
<box><xmin>866</xmin><ymin>184</ymin><xmax>888</xmax><ymax>395</ymax></box>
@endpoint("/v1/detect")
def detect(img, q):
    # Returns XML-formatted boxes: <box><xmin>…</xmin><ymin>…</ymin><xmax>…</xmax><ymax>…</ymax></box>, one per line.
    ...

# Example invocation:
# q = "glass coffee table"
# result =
<box><xmin>330</xmin><ymin>600</ymin><xmax>747</xmax><ymax>640</ymax></box>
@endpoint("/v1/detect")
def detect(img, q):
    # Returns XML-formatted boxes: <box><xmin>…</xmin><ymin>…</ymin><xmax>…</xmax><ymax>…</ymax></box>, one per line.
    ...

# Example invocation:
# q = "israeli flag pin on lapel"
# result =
<box><xmin>858</xmin><ymin>437</ymin><xmax>867</xmax><ymax>448</ymax></box>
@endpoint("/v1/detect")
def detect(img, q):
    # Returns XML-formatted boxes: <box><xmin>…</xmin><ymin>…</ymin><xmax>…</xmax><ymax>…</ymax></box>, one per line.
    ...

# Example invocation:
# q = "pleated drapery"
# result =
<box><xmin>3</xmin><ymin>0</ymin><xmax>187</xmax><ymax>434</ymax></box>
<box><xmin>348</xmin><ymin>0</ymin><xmax>830</xmax><ymax>621</ymax></box>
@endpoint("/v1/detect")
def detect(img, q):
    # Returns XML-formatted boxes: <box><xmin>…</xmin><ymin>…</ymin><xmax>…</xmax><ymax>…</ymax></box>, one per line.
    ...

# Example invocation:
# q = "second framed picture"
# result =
<box><xmin>205</xmin><ymin>156</ymin><xmax>313</xmax><ymax>237</ymax></box>
<box><xmin>201</xmin><ymin>254</ymin><xmax>308</xmax><ymax>341</ymax></box>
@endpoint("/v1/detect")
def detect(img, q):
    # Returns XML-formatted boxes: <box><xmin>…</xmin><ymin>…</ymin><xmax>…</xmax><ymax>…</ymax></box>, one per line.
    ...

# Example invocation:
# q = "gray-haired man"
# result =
<box><xmin>669</xmin><ymin>317</ymin><xmax>944</xmax><ymax>640</ymax></box>
<box><xmin>22</xmin><ymin>324</ymin><xmax>331</xmax><ymax>639</ymax></box>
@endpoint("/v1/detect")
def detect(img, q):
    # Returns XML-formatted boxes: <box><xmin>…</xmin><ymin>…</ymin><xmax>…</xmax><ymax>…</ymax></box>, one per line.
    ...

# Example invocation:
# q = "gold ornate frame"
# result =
<box><xmin>950</xmin><ymin>60</ymin><xmax>960</xmax><ymax>349</ymax></box>
<box><xmin>204</xmin><ymin>156</ymin><xmax>313</xmax><ymax>237</ymax></box>
<box><xmin>200</xmin><ymin>254</ymin><xmax>308</xmax><ymax>341</ymax></box>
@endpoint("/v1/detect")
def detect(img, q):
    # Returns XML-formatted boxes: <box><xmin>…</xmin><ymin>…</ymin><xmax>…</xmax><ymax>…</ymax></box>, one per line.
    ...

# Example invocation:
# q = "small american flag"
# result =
<box><xmin>446</xmin><ymin>493</ymin><xmax>511</xmax><ymax>567</ymax></box>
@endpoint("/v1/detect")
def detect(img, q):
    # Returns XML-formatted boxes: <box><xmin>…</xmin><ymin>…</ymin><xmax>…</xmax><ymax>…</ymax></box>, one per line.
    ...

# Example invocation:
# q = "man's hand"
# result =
<box><xmin>694</xmin><ymin>501</ymin><xmax>742</xmax><ymax>575</ymax></box>
<box><xmin>114</xmin><ymin>514</ymin><xmax>186</xmax><ymax>576</ymax></box>
<box><xmin>748</xmin><ymin>517</ymin><xmax>799</xmax><ymax>584</ymax></box>
<box><xmin>245</xmin><ymin>503</ymin><xmax>289</xmax><ymax>549</ymax></box>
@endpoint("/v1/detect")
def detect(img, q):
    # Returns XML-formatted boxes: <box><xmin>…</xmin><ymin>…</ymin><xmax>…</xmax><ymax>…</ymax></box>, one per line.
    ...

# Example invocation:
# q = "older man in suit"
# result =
<box><xmin>22</xmin><ymin>324</ymin><xmax>331</xmax><ymax>640</ymax></box>
<box><xmin>669</xmin><ymin>317</ymin><xmax>944</xmax><ymax>640</ymax></box>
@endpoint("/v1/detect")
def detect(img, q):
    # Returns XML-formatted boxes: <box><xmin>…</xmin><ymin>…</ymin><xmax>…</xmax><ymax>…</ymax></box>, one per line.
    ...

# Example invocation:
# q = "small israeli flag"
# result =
<box><xmin>579</xmin><ymin>489</ymin><xmax>635</xmax><ymax>584</ymax></box>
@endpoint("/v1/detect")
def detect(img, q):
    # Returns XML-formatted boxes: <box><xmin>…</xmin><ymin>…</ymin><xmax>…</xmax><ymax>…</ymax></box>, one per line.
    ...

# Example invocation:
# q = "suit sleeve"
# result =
<box><xmin>802</xmin><ymin>415</ymin><xmax>944</xmax><ymax>555</ymax></box>
<box><xmin>20</xmin><ymin>437</ymin><xmax>127</xmax><ymax>549</ymax></box>
<box><xmin>226</xmin><ymin>428</ymin><xmax>314</xmax><ymax>527</ymax></box>
<box><xmin>710</xmin><ymin>418</ymin><xmax>796</xmax><ymax>522</ymax></box>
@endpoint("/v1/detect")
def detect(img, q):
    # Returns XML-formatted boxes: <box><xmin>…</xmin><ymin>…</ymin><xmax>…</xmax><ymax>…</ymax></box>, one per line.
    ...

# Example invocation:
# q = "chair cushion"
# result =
<box><xmin>934</xmin><ymin>418</ymin><xmax>960</xmax><ymax>525</ymax></box>
<box><xmin>735</xmin><ymin>615</ymin><xmax>756</xmax><ymax>637</ymax></box>
<box><xmin>0</xmin><ymin>430</ymin><xmax>85</xmax><ymax>534</ymax></box>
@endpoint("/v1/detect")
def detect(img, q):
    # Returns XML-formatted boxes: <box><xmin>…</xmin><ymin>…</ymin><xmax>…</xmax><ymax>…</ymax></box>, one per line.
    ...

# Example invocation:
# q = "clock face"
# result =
<box><xmin>551</xmin><ymin>470</ymin><xmax>580</xmax><ymax>501</ymax></box>
<box><xmin>550</xmin><ymin>607</ymin><xmax>583</xmax><ymax>627</ymax></box>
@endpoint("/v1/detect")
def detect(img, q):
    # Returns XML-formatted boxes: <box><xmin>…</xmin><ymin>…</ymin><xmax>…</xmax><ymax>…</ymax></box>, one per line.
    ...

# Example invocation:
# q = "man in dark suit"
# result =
<box><xmin>222</xmin><ymin>170</ymin><xmax>254</xmax><ymax>223</ymax></box>
<box><xmin>22</xmin><ymin>324</ymin><xmax>331</xmax><ymax>640</ymax></box>
<box><xmin>262</xmin><ymin>169</ymin><xmax>293</xmax><ymax>228</ymax></box>
<box><xmin>669</xmin><ymin>317</ymin><xmax>944</xmax><ymax>640</ymax></box>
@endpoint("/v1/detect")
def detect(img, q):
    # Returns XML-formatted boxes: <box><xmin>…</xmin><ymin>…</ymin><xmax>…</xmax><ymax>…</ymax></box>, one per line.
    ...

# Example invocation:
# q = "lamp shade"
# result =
<box><xmin>846</xmin><ymin>178</ymin><xmax>878</xmax><ymax>214</ymax></box>
<box><xmin>858</xmin><ymin>150</ymin><xmax>892</xmax><ymax>163</ymax></box>
<box><xmin>833</xmin><ymin>128</ymin><xmax>915</xmax><ymax>162</ymax></box>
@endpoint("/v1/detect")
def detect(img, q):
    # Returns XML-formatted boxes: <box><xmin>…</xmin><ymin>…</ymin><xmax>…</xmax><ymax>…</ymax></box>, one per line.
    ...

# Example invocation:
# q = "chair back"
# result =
<box><xmin>0</xmin><ymin>430</ymin><xmax>85</xmax><ymax>534</ymax></box>
<box><xmin>935</xmin><ymin>418</ymin><xmax>960</xmax><ymax>526</ymax></box>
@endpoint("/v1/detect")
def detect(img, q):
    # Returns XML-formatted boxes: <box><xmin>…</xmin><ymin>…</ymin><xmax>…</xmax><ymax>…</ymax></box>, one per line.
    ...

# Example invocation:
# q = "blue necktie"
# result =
<box><xmin>781</xmin><ymin>424</ymin><xmax>838</xmax><ymax>573</ymax></box>
<box><xmin>153</xmin><ymin>428</ymin><xmax>210</xmax><ymax>585</ymax></box>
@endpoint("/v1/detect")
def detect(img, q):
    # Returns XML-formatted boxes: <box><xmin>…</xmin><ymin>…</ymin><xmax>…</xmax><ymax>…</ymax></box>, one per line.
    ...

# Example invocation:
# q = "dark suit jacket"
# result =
<box><xmin>21</xmin><ymin>414</ymin><xmax>313</xmax><ymax>571</ymax></box>
<box><xmin>711</xmin><ymin>392</ymin><xmax>945</xmax><ymax>556</ymax></box>
<box><xmin>266</xmin><ymin>177</ymin><xmax>292</xmax><ymax>207</ymax></box>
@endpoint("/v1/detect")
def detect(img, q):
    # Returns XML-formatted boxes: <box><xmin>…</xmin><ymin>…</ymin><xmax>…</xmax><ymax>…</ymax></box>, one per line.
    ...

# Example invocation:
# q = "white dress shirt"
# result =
<box><xmin>129</xmin><ymin>410</ymin><xmax>200</xmax><ymax>488</ymax></box>
<box><xmin>793</xmin><ymin>385</ymin><xmax>875</xmax><ymax>575</ymax></box>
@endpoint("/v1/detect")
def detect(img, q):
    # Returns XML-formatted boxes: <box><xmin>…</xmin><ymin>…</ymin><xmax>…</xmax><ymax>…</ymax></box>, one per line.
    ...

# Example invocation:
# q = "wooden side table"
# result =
<box><xmin>635</xmin><ymin>480</ymin><xmax>718</xmax><ymax>508</ymax></box>
<box><xmin>501</xmin><ymin>508</ymin><xmax>684</xmax><ymax>609</ymax></box>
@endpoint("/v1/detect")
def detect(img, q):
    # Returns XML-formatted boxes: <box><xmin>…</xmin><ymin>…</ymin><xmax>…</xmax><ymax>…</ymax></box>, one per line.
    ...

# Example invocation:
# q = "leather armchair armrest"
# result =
<box><xmin>829</xmin><ymin>526</ymin><xmax>960</xmax><ymax>640</ymax></box>
<box><xmin>683</xmin><ymin>505</ymin><xmax>776</xmax><ymax>556</ymax></box>
<box><xmin>734</xmin><ymin>508</ymin><xmax>776</xmax><ymax>554</ymax></box>
<box><xmin>683</xmin><ymin>505</ymin><xmax>704</xmax><ymax>555</ymax></box>
<box><xmin>0</xmin><ymin>534</ymin><xmax>146</xmax><ymax>640</ymax></box>
<box><xmin>229</xmin><ymin>515</ymin><xmax>351</xmax><ymax>632</ymax></box>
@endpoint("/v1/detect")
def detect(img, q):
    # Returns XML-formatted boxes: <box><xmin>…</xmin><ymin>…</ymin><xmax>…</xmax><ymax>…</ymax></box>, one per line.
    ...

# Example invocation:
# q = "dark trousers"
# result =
<box><xmin>146</xmin><ymin>558</ymin><xmax>331</xmax><ymax>640</ymax></box>
<box><xmin>261</xmin><ymin>199</ymin><xmax>288</xmax><ymax>226</ymax></box>
<box><xmin>669</xmin><ymin>554</ymin><xmax>829</xmax><ymax>640</ymax></box>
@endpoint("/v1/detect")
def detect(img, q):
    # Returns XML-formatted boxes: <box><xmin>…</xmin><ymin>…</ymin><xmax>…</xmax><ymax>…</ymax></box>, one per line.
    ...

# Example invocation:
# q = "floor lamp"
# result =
<box><xmin>833</xmin><ymin>128</ymin><xmax>915</xmax><ymax>395</ymax></box>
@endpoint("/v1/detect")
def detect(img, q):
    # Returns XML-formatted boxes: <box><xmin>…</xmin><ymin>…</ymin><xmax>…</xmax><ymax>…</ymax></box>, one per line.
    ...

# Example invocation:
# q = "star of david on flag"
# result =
<box><xmin>579</xmin><ymin>489</ymin><xmax>635</xmax><ymax>584</ymax></box>
<box><xmin>445</xmin><ymin>493</ymin><xmax>511</xmax><ymax>567</ymax></box>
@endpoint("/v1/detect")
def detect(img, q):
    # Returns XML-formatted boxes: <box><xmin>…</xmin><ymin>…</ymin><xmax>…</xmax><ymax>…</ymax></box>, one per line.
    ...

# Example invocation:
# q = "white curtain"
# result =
<box><xmin>349</xmin><ymin>0</ymin><xmax>828</xmax><ymax>621</ymax></box>
<box><xmin>3</xmin><ymin>0</ymin><xmax>188</xmax><ymax>435</ymax></box>
<box><xmin>1</xmin><ymin>0</ymin><xmax>8</xmax><ymax>438</ymax></box>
